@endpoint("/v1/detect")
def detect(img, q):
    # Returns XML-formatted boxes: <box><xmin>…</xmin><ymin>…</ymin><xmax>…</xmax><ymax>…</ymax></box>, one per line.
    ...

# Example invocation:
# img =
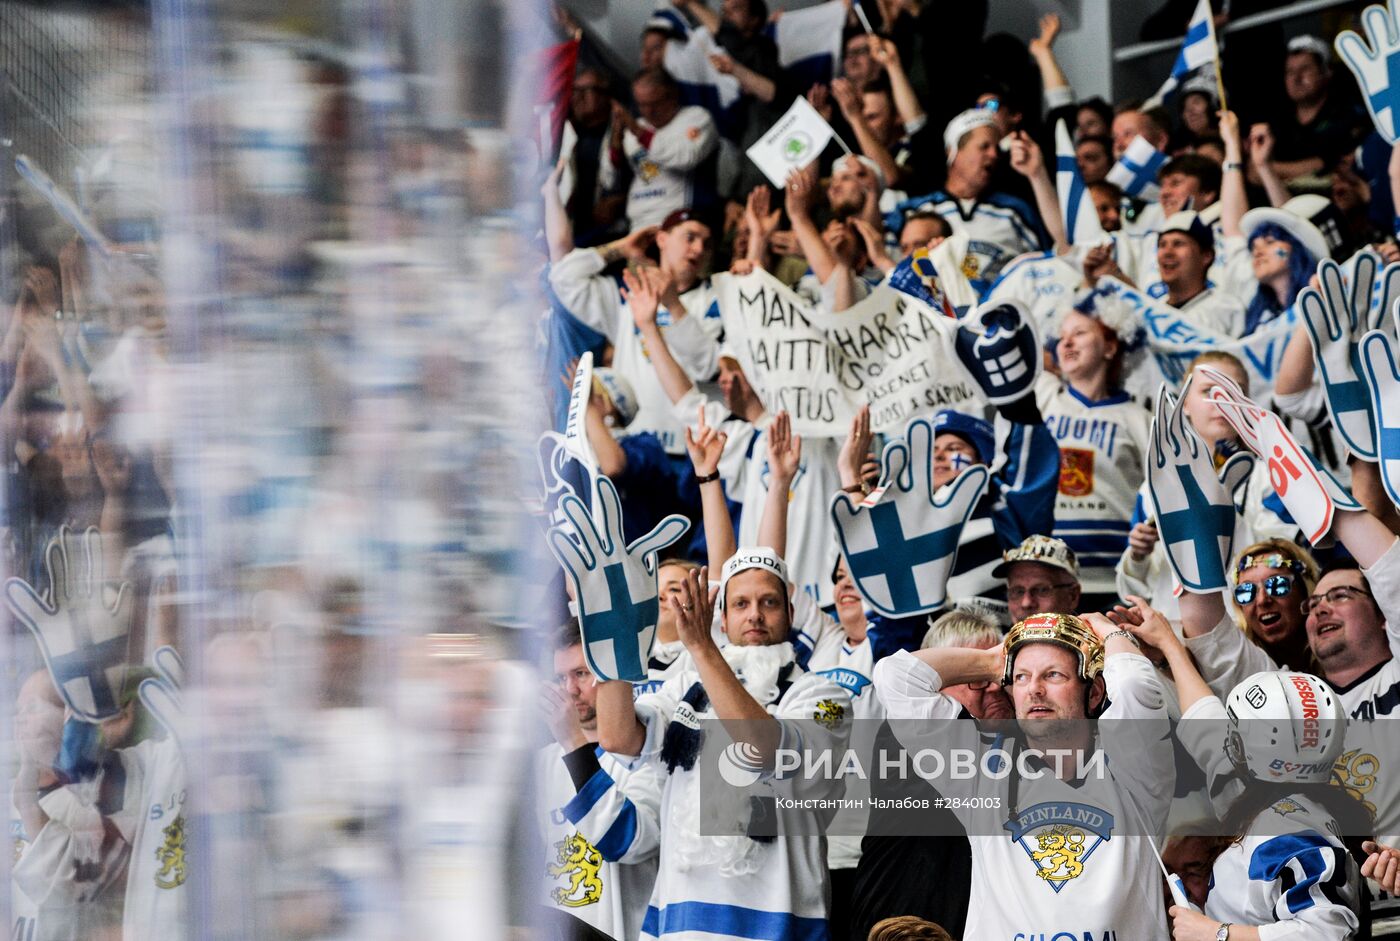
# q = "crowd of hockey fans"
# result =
<box><xmin>536</xmin><ymin>2</ymin><xmax>1400</xmax><ymax>940</ymax></box>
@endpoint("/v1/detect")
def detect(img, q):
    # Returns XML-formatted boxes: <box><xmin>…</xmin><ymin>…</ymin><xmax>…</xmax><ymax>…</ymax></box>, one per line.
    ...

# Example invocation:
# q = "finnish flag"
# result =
<box><xmin>662</xmin><ymin>16</ymin><xmax>742</xmax><ymax>128</ymax></box>
<box><xmin>1055</xmin><ymin>120</ymin><xmax>1106</xmax><ymax>246</ymax></box>
<box><xmin>1147</xmin><ymin>0</ymin><xmax>1218</xmax><ymax>106</ymax></box>
<box><xmin>764</xmin><ymin>0</ymin><xmax>847</xmax><ymax>90</ymax></box>
<box><xmin>1107</xmin><ymin>135</ymin><xmax>1167</xmax><ymax>201</ymax></box>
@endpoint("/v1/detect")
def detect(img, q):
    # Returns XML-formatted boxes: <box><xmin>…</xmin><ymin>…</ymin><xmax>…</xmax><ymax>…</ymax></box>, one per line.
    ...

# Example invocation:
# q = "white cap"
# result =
<box><xmin>833</xmin><ymin>153</ymin><xmax>886</xmax><ymax>193</ymax></box>
<box><xmin>594</xmin><ymin>368</ymin><xmax>639</xmax><ymax>427</ymax></box>
<box><xmin>717</xmin><ymin>547</ymin><xmax>789</xmax><ymax>607</ymax></box>
<box><xmin>943</xmin><ymin>109</ymin><xmax>999</xmax><ymax>162</ymax></box>
<box><xmin>1287</xmin><ymin>35</ymin><xmax>1331</xmax><ymax>67</ymax></box>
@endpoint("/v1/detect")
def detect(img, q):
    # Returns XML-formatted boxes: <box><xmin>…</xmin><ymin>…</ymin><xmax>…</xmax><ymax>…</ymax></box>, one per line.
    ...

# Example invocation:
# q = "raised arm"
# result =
<box><xmin>684</xmin><ymin>406</ymin><xmax>736</xmax><ymax>573</ymax></box>
<box><xmin>1219</xmin><ymin>111</ymin><xmax>1247</xmax><ymax>240</ymax></box>
<box><xmin>1027</xmin><ymin>13</ymin><xmax>1072</xmax><ymax>108</ymax></box>
<box><xmin>624</xmin><ymin>267</ymin><xmax>695</xmax><ymax>404</ymax></box>
<box><xmin>743</xmin><ymin>185</ymin><xmax>782</xmax><ymax>272</ymax></box>
<box><xmin>710</xmin><ymin>51</ymin><xmax>776</xmax><ymax>103</ymax></box>
<box><xmin>541</xmin><ymin>154</ymin><xmax>574</xmax><ymax>263</ymax></box>
<box><xmin>1008</xmin><ymin>131</ymin><xmax>1065</xmax><ymax>251</ymax></box>
<box><xmin>785</xmin><ymin>161</ymin><xmax>844</xmax><ymax>289</ymax></box>
<box><xmin>1248</xmin><ymin>123</ymin><xmax>1289</xmax><ymax>209</ymax></box>
<box><xmin>673</xmin><ymin>0</ymin><xmax>720</xmax><ymax>36</ymax></box>
<box><xmin>1114</xmin><ymin>595</ymin><xmax>1215</xmax><ymax>712</ymax></box>
<box><xmin>671</xmin><ymin>567</ymin><xmax>783</xmax><ymax>761</ymax></box>
<box><xmin>831</xmin><ymin>77</ymin><xmax>900</xmax><ymax>194</ymax></box>
<box><xmin>870</xmin><ymin>38</ymin><xmax>925</xmax><ymax>132</ymax></box>
<box><xmin>757</xmin><ymin>411</ymin><xmax>800</xmax><ymax>558</ymax></box>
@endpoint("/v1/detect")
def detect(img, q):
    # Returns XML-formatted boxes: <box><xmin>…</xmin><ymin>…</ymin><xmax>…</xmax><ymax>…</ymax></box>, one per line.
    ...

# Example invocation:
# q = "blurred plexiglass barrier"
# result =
<box><xmin>0</xmin><ymin>1</ymin><xmax>551</xmax><ymax>939</ymax></box>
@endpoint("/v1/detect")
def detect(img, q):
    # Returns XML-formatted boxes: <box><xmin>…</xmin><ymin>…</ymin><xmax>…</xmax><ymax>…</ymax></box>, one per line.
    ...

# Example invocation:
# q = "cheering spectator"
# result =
<box><xmin>604</xmin><ymin>69</ymin><xmax>720</xmax><ymax>229</ymax></box>
<box><xmin>538</xmin><ymin>624</ymin><xmax>661</xmax><ymax>939</ymax></box>
<box><xmin>1037</xmin><ymin>289</ymin><xmax>1151</xmax><ymax>608</ymax></box>
<box><xmin>1076</xmin><ymin>135</ymin><xmax>1113</xmax><ymax>185</ymax></box>
<box><xmin>849</xmin><ymin>611</ymin><xmax>1008</xmax><ymax>941</ymax></box>
<box><xmin>995</xmin><ymin>535</ymin><xmax>1082</xmax><ymax>624</ymax></box>
<box><xmin>561</xmin><ymin>68</ymin><xmax>626</xmax><ymax>246</ymax></box>
<box><xmin>886</xmin><ymin>109</ymin><xmax>1048</xmax><ymax>295</ymax></box>
<box><xmin>548</xmin><ymin>211</ymin><xmax>721</xmax><ymax>456</ymax></box>
<box><xmin>1111</xmin><ymin>105</ymin><xmax>1171</xmax><ymax>160</ymax></box>
<box><xmin>1115</xmin><ymin>354</ymin><xmax>1298</xmax><ymax>624</ymax></box>
<box><xmin>593</xmin><ymin>552</ymin><xmax>854</xmax><ymax>940</ymax></box>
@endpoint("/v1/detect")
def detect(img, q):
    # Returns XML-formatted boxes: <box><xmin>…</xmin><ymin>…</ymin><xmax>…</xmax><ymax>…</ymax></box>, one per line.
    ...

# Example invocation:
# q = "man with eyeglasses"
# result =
<box><xmin>993</xmin><ymin>535</ymin><xmax>1082</xmax><ymax>624</ymax></box>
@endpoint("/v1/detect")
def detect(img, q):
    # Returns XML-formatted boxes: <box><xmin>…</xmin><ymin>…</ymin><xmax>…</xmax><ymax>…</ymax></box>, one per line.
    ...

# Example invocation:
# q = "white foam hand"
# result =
<box><xmin>4</xmin><ymin>526</ymin><xmax>133</xmax><ymax>721</ymax></box>
<box><xmin>829</xmin><ymin>415</ymin><xmax>989</xmax><ymax>617</ymax></box>
<box><xmin>1203</xmin><ymin>367</ymin><xmax>1361</xmax><ymax>546</ymax></box>
<box><xmin>1361</xmin><ymin>299</ymin><xmax>1400</xmax><ymax>506</ymax></box>
<box><xmin>546</xmin><ymin>474</ymin><xmax>690</xmax><ymax>682</ymax></box>
<box><xmin>1337</xmin><ymin>0</ymin><xmax>1400</xmax><ymax>142</ymax></box>
<box><xmin>1146</xmin><ymin>381</ymin><xmax>1250</xmax><ymax>595</ymax></box>
<box><xmin>1297</xmin><ymin>252</ymin><xmax>1400</xmax><ymax>459</ymax></box>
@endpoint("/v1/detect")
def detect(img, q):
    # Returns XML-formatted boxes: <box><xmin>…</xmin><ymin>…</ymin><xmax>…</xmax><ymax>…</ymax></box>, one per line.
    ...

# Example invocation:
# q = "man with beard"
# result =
<box><xmin>874</xmin><ymin>608</ymin><xmax>1175</xmax><ymax>940</ymax></box>
<box><xmin>594</xmin><ymin>552</ymin><xmax>853</xmax><ymax>940</ymax></box>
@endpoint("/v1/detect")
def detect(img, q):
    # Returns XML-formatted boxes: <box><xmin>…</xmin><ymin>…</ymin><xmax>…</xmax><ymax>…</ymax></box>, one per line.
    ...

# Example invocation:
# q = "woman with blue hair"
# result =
<box><xmin>1218</xmin><ymin>110</ymin><xmax>1331</xmax><ymax>336</ymax></box>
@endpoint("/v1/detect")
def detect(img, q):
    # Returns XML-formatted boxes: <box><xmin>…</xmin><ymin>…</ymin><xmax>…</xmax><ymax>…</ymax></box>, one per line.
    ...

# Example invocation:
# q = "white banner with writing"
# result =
<box><xmin>716</xmin><ymin>270</ymin><xmax>983</xmax><ymax>436</ymax></box>
<box><xmin>1097</xmin><ymin>277</ymin><xmax>1299</xmax><ymax>402</ymax></box>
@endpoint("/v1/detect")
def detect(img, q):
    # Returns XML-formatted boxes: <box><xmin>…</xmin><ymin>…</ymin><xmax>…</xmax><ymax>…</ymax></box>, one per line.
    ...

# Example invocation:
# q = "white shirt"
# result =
<box><xmin>537</xmin><ymin>741</ymin><xmax>662</xmax><ymax>940</ymax></box>
<box><xmin>550</xmin><ymin>248</ymin><xmax>722</xmax><ymax>454</ymax></box>
<box><xmin>610</xmin><ymin>105</ymin><xmax>719</xmax><ymax>229</ymax></box>
<box><xmin>874</xmin><ymin>649</ymin><xmax>1175</xmax><ymax>941</ymax></box>
<box><xmin>626</xmin><ymin>643</ymin><xmax>853</xmax><ymax>941</ymax></box>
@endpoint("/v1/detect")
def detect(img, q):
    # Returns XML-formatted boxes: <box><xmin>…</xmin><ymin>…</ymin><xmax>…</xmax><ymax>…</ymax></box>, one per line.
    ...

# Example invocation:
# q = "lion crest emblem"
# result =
<box><xmin>154</xmin><ymin>814</ymin><xmax>187</xmax><ymax>889</ymax></box>
<box><xmin>548</xmin><ymin>833</ymin><xmax>603</xmax><ymax>907</ymax></box>
<box><xmin>813</xmin><ymin>698</ymin><xmax>846</xmax><ymax>730</ymax></box>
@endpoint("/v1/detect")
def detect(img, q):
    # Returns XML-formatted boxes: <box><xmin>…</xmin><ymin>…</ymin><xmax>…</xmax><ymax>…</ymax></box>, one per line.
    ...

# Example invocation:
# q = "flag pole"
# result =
<box><xmin>1208</xmin><ymin>9</ymin><xmax>1227</xmax><ymax>112</ymax></box>
<box><xmin>852</xmin><ymin>0</ymin><xmax>875</xmax><ymax>35</ymax></box>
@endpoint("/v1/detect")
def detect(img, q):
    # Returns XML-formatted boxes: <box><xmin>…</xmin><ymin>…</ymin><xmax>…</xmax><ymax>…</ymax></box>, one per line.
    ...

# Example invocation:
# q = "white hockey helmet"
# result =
<box><xmin>1224</xmin><ymin>671</ymin><xmax>1345</xmax><ymax>784</ymax></box>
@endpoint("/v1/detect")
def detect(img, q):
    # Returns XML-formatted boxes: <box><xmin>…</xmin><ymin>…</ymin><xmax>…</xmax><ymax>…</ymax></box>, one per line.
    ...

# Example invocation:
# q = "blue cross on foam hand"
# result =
<box><xmin>829</xmin><ymin>415</ymin><xmax>989</xmax><ymax>618</ymax></box>
<box><xmin>546</xmin><ymin>474</ymin><xmax>690</xmax><ymax>682</ymax></box>
<box><xmin>1146</xmin><ymin>380</ymin><xmax>1255</xmax><ymax>595</ymax></box>
<box><xmin>1298</xmin><ymin>251</ymin><xmax>1400</xmax><ymax>461</ymax></box>
<box><xmin>1359</xmin><ymin>298</ymin><xmax>1400</xmax><ymax>508</ymax></box>
<box><xmin>951</xmin><ymin>298</ymin><xmax>1042</xmax><ymax>407</ymax></box>
<box><xmin>4</xmin><ymin>526</ymin><xmax>134</xmax><ymax>722</ymax></box>
<box><xmin>1338</xmin><ymin>0</ymin><xmax>1400</xmax><ymax>143</ymax></box>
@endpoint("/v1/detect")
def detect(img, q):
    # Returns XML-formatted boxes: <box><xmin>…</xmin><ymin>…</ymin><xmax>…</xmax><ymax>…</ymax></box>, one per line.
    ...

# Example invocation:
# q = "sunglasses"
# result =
<box><xmin>1233</xmin><ymin>574</ymin><xmax>1297</xmax><ymax>606</ymax></box>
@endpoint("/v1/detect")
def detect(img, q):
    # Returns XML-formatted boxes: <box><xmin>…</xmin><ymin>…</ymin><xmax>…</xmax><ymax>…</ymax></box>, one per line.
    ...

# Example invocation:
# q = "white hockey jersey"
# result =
<box><xmin>1177</xmin><ymin>696</ymin><xmax>1363</xmax><ymax>938</ymax></box>
<box><xmin>1037</xmin><ymin>375</ymin><xmax>1153</xmax><ymax>595</ymax></box>
<box><xmin>11</xmin><ymin>781</ymin><xmax>128</xmax><ymax>941</ymax></box>
<box><xmin>874</xmin><ymin>649</ymin><xmax>1175</xmax><ymax>941</ymax></box>
<box><xmin>812</xmin><ymin>664</ymin><xmax>882</xmax><ymax>872</ymax></box>
<box><xmin>892</xmin><ymin>191</ymin><xmax>1046</xmax><ymax>296</ymax></box>
<box><xmin>537</xmin><ymin>741</ymin><xmax>663</xmax><ymax>940</ymax></box>
<box><xmin>112</xmin><ymin>736</ymin><xmax>187</xmax><ymax>941</ymax></box>
<box><xmin>550</xmin><ymin>248</ymin><xmax>722</xmax><ymax>454</ymax></box>
<box><xmin>624</xmin><ymin>642</ymin><xmax>853</xmax><ymax>941</ymax></box>
<box><xmin>605</xmin><ymin>105</ymin><xmax>719</xmax><ymax>229</ymax></box>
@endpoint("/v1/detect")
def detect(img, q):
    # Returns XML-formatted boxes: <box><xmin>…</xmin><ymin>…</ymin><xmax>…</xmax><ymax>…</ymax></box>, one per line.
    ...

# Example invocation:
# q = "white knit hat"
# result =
<box><xmin>943</xmin><ymin>109</ymin><xmax>999</xmax><ymax>163</ymax></box>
